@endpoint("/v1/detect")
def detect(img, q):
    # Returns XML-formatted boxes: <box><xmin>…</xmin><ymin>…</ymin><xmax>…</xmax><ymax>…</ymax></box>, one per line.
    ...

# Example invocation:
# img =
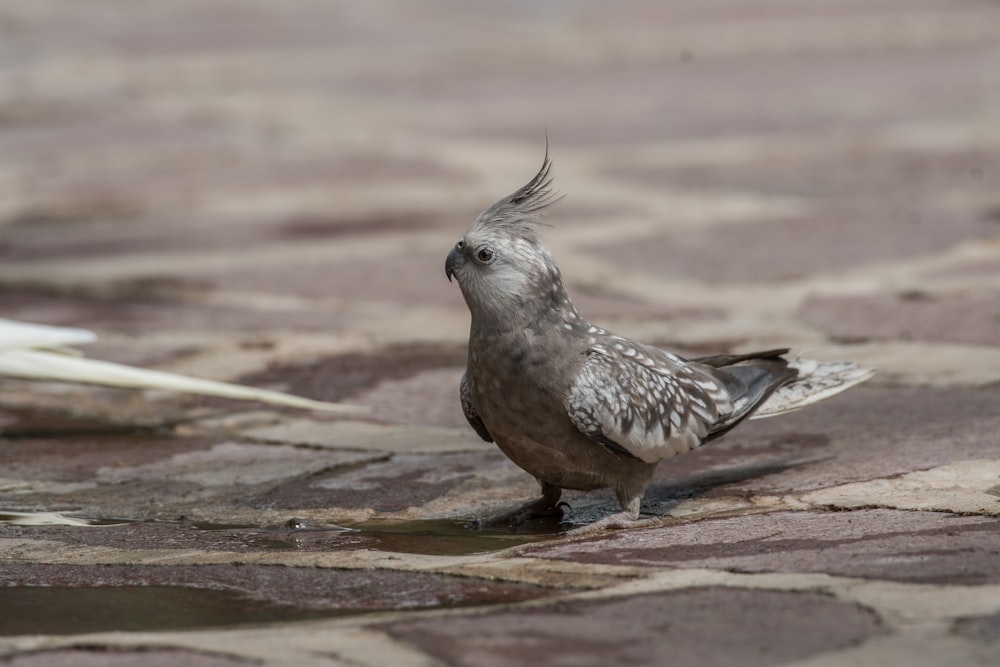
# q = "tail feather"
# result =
<box><xmin>751</xmin><ymin>358</ymin><xmax>875</xmax><ymax>419</ymax></box>
<box><xmin>698</xmin><ymin>354</ymin><xmax>797</xmax><ymax>441</ymax></box>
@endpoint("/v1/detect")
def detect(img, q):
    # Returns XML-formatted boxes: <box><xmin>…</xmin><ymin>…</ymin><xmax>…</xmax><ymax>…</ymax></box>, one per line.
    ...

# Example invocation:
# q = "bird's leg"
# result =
<box><xmin>473</xmin><ymin>481</ymin><xmax>565</xmax><ymax>529</ymax></box>
<box><xmin>567</xmin><ymin>481</ymin><xmax>659</xmax><ymax>535</ymax></box>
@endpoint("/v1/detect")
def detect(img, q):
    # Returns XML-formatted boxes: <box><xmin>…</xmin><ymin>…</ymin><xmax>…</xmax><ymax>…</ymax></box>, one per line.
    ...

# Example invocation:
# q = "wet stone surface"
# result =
<box><xmin>0</xmin><ymin>516</ymin><xmax>551</xmax><ymax>556</ymax></box>
<box><xmin>0</xmin><ymin>649</ymin><xmax>254</xmax><ymax>667</ymax></box>
<box><xmin>1</xmin><ymin>562</ymin><xmax>548</xmax><ymax>631</ymax></box>
<box><xmin>0</xmin><ymin>585</ymin><xmax>336</xmax><ymax>637</ymax></box>
<box><xmin>522</xmin><ymin>510</ymin><xmax>1000</xmax><ymax>585</ymax></box>
<box><xmin>384</xmin><ymin>587</ymin><xmax>888</xmax><ymax>667</ymax></box>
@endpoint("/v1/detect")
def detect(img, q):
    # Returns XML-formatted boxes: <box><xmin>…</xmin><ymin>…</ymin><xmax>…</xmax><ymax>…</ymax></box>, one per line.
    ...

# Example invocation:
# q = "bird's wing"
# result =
<box><xmin>460</xmin><ymin>370</ymin><xmax>493</xmax><ymax>442</ymax></box>
<box><xmin>565</xmin><ymin>338</ymin><xmax>734</xmax><ymax>464</ymax></box>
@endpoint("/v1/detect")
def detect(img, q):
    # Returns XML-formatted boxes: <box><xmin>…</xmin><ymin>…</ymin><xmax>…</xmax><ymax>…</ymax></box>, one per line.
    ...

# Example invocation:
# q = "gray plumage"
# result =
<box><xmin>445</xmin><ymin>150</ymin><xmax>873</xmax><ymax>529</ymax></box>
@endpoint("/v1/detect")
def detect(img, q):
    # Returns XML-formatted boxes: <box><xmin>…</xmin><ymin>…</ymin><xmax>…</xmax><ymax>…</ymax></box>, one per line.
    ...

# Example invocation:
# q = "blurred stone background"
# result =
<box><xmin>1</xmin><ymin>2</ymin><xmax>999</xmax><ymax>666</ymax></box>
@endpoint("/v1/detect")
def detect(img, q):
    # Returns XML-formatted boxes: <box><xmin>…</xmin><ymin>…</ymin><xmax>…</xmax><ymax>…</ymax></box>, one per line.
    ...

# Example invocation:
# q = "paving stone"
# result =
<box><xmin>801</xmin><ymin>460</ymin><xmax>1000</xmax><ymax>516</ymax></box>
<box><xmin>648</xmin><ymin>386</ymin><xmax>1000</xmax><ymax>498</ymax></box>
<box><xmin>0</xmin><ymin>405</ymin><xmax>154</xmax><ymax>437</ymax></box>
<box><xmin>236</xmin><ymin>343</ymin><xmax>466</xmax><ymax>405</ymax></box>
<box><xmin>246</xmin><ymin>419</ymin><xmax>482</xmax><ymax>454</ymax></box>
<box><xmin>954</xmin><ymin>611</ymin><xmax>1000</xmax><ymax>644</ymax></box>
<box><xmin>588</xmin><ymin>205</ymin><xmax>996</xmax><ymax>283</ymax></box>
<box><xmin>0</xmin><ymin>288</ymin><xmax>344</xmax><ymax>336</ymax></box>
<box><xmin>0</xmin><ymin>650</ymin><xmax>253</xmax><ymax>667</ymax></box>
<box><xmin>799</xmin><ymin>290</ymin><xmax>1000</xmax><ymax>346</ymax></box>
<box><xmin>930</xmin><ymin>256</ymin><xmax>1000</xmax><ymax>280</ymax></box>
<box><xmin>0</xmin><ymin>206</ymin><xmax>449</xmax><ymax>265</ymax></box>
<box><xmin>2</xmin><ymin>562</ymin><xmax>547</xmax><ymax>619</ymax></box>
<box><xmin>567</xmin><ymin>291</ymin><xmax>725</xmax><ymax>323</ymax></box>
<box><xmin>0</xmin><ymin>516</ymin><xmax>545</xmax><ymax>557</ymax></box>
<box><xmin>0</xmin><ymin>433</ymin><xmax>219</xmax><ymax>485</ymax></box>
<box><xmin>0</xmin><ymin>432</ymin><xmax>383</xmax><ymax>521</ymax></box>
<box><xmin>254</xmin><ymin>451</ymin><xmax>514</xmax><ymax>513</ymax></box>
<box><xmin>611</xmin><ymin>146</ymin><xmax>1000</xmax><ymax>200</ymax></box>
<box><xmin>94</xmin><ymin>441</ymin><xmax>368</xmax><ymax>488</ymax></box>
<box><xmin>208</xmin><ymin>250</ymin><xmax>462</xmax><ymax>306</ymax></box>
<box><xmin>523</xmin><ymin>509</ymin><xmax>1000</xmax><ymax>584</ymax></box>
<box><xmin>349</xmin><ymin>368</ymin><xmax>477</xmax><ymax>429</ymax></box>
<box><xmin>384</xmin><ymin>587</ymin><xmax>887</xmax><ymax>667</ymax></box>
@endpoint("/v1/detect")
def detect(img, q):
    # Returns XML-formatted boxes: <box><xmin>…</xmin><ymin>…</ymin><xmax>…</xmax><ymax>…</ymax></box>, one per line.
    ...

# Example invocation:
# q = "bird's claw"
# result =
<box><xmin>470</xmin><ymin>498</ymin><xmax>568</xmax><ymax>531</ymax></box>
<box><xmin>564</xmin><ymin>513</ymin><xmax>660</xmax><ymax>537</ymax></box>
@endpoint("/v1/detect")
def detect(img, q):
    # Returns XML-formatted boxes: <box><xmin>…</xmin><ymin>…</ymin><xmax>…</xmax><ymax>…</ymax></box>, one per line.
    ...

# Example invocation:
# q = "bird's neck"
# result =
<box><xmin>467</xmin><ymin>273</ymin><xmax>580</xmax><ymax>337</ymax></box>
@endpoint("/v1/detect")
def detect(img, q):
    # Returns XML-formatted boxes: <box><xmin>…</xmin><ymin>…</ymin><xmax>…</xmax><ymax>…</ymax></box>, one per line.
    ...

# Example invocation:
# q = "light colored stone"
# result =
<box><xmin>245</xmin><ymin>419</ymin><xmax>483</xmax><ymax>454</ymax></box>
<box><xmin>95</xmin><ymin>441</ymin><xmax>379</xmax><ymax>487</ymax></box>
<box><xmin>801</xmin><ymin>459</ymin><xmax>1000</xmax><ymax>515</ymax></box>
<box><xmin>781</xmin><ymin>632</ymin><xmax>1000</xmax><ymax>667</ymax></box>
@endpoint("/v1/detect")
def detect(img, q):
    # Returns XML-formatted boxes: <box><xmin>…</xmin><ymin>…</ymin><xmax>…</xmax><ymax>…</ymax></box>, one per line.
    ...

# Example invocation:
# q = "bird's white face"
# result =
<box><xmin>446</xmin><ymin>230</ymin><xmax>552</xmax><ymax>323</ymax></box>
<box><xmin>445</xmin><ymin>151</ymin><xmax>569</xmax><ymax>332</ymax></box>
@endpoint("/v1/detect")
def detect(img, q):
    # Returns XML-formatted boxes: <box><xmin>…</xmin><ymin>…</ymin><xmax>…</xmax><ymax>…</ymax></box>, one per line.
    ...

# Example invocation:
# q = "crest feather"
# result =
<box><xmin>473</xmin><ymin>144</ymin><xmax>562</xmax><ymax>235</ymax></box>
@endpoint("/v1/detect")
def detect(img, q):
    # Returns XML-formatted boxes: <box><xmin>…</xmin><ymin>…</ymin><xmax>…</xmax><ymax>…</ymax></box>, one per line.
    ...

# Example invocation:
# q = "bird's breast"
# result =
<box><xmin>466</xmin><ymin>329</ymin><xmax>636</xmax><ymax>490</ymax></box>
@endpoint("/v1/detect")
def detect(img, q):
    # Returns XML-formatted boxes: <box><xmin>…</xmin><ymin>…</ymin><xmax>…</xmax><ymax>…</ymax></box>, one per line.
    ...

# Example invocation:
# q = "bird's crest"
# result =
<box><xmin>472</xmin><ymin>143</ymin><xmax>562</xmax><ymax>238</ymax></box>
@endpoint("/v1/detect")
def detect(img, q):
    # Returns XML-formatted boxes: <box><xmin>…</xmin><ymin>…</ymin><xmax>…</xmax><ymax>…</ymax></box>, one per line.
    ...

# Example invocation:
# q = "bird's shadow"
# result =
<box><xmin>470</xmin><ymin>430</ymin><xmax>834</xmax><ymax>535</ymax></box>
<box><xmin>548</xmin><ymin>452</ymin><xmax>829</xmax><ymax>532</ymax></box>
<box><xmin>643</xmin><ymin>455</ymin><xmax>822</xmax><ymax>509</ymax></box>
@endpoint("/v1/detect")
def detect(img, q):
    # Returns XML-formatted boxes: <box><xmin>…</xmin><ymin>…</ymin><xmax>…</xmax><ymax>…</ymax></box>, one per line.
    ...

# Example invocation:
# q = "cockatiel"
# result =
<box><xmin>445</xmin><ymin>150</ymin><xmax>873</xmax><ymax>530</ymax></box>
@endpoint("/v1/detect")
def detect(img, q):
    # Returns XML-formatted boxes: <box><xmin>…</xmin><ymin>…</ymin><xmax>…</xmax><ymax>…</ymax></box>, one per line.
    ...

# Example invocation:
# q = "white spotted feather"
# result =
<box><xmin>566</xmin><ymin>339</ymin><xmax>729</xmax><ymax>463</ymax></box>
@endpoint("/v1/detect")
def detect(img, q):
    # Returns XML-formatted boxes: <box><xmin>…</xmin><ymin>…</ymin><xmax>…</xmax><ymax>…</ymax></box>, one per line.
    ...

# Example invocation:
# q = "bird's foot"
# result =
<box><xmin>470</xmin><ymin>498</ymin><xmax>568</xmax><ymax>530</ymax></box>
<box><xmin>565</xmin><ymin>512</ymin><xmax>660</xmax><ymax>537</ymax></box>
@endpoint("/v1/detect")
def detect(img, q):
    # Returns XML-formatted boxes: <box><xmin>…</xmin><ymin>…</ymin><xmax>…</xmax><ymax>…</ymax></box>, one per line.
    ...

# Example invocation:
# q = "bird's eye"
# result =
<box><xmin>456</xmin><ymin>239</ymin><xmax>464</xmax><ymax>250</ymax></box>
<box><xmin>476</xmin><ymin>247</ymin><xmax>495</xmax><ymax>263</ymax></box>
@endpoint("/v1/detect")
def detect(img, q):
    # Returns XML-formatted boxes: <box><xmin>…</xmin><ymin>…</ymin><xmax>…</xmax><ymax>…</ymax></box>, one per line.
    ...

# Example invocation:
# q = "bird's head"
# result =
<box><xmin>445</xmin><ymin>149</ymin><xmax>575</xmax><ymax>333</ymax></box>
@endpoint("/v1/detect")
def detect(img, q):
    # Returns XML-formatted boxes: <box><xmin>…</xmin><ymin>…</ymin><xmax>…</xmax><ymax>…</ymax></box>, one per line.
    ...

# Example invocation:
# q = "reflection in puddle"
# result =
<box><xmin>0</xmin><ymin>511</ymin><xmax>130</xmax><ymax>527</ymax></box>
<box><xmin>1</xmin><ymin>512</ymin><xmax>565</xmax><ymax>556</ymax></box>
<box><xmin>228</xmin><ymin>518</ymin><xmax>561</xmax><ymax>555</ymax></box>
<box><xmin>0</xmin><ymin>585</ymin><xmax>341</xmax><ymax>636</ymax></box>
<box><xmin>336</xmin><ymin>518</ymin><xmax>563</xmax><ymax>556</ymax></box>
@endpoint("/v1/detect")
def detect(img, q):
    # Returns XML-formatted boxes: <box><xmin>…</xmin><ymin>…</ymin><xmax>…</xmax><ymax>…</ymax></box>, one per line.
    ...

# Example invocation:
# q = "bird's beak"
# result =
<box><xmin>445</xmin><ymin>246</ymin><xmax>461</xmax><ymax>283</ymax></box>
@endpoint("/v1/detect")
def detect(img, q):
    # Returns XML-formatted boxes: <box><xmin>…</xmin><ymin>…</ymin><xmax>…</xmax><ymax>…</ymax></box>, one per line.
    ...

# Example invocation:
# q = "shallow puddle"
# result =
<box><xmin>0</xmin><ymin>585</ymin><xmax>336</xmax><ymax>636</ymax></box>
<box><xmin>335</xmin><ymin>518</ymin><xmax>564</xmax><ymax>556</ymax></box>
<box><xmin>229</xmin><ymin>517</ymin><xmax>564</xmax><ymax>555</ymax></box>
<box><xmin>1</xmin><ymin>511</ymin><xmax>565</xmax><ymax>556</ymax></box>
<box><xmin>0</xmin><ymin>511</ymin><xmax>131</xmax><ymax>527</ymax></box>
<box><xmin>1</xmin><ymin>563</ymin><xmax>551</xmax><ymax>636</ymax></box>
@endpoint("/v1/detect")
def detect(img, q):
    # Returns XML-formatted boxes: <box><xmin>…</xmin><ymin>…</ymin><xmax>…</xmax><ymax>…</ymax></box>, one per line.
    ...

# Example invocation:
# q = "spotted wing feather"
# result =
<box><xmin>565</xmin><ymin>338</ymin><xmax>732</xmax><ymax>464</ymax></box>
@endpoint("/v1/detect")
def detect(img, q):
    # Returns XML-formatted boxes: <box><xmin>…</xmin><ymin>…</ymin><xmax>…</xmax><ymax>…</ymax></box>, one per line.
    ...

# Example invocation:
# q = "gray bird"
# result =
<box><xmin>446</xmin><ymin>150</ymin><xmax>873</xmax><ymax>530</ymax></box>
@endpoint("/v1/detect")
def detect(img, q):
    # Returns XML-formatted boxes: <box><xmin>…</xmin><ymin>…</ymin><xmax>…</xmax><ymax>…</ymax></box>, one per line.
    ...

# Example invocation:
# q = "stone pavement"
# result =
<box><xmin>1</xmin><ymin>1</ymin><xmax>1000</xmax><ymax>665</ymax></box>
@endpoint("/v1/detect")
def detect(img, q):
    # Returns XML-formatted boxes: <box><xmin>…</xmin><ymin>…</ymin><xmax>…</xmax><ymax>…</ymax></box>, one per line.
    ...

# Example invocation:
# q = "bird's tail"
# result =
<box><xmin>751</xmin><ymin>357</ymin><xmax>875</xmax><ymax>419</ymax></box>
